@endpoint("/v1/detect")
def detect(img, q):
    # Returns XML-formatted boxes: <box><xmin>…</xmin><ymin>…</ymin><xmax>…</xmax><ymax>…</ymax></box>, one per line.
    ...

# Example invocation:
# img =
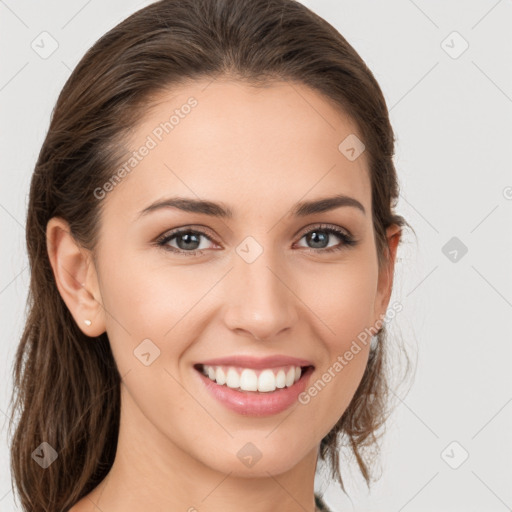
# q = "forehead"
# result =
<box><xmin>103</xmin><ymin>78</ymin><xmax>371</xmax><ymax>220</ymax></box>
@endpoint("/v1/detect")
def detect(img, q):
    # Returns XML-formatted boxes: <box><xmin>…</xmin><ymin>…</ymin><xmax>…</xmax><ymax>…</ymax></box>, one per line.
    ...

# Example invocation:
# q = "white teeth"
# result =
<box><xmin>258</xmin><ymin>369</ymin><xmax>276</xmax><ymax>392</ymax></box>
<box><xmin>201</xmin><ymin>364</ymin><xmax>304</xmax><ymax>392</ymax></box>
<box><xmin>215</xmin><ymin>367</ymin><xmax>226</xmax><ymax>385</ymax></box>
<box><xmin>240</xmin><ymin>368</ymin><xmax>258</xmax><ymax>391</ymax></box>
<box><xmin>275</xmin><ymin>369</ymin><xmax>286</xmax><ymax>388</ymax></box>
<box><xmin>225</xmin><ymin>368</ymin><xmax>240</xmax><ymax>389</ymax></box>
<box><xmin>285</xmin><ymin>367</ymin><xmax>295</xmax><ymax>387</ymax></box>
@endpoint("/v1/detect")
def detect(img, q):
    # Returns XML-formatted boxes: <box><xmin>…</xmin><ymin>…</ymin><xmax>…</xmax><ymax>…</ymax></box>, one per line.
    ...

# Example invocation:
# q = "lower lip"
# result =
<box><xmin>195</xmin><ymin>366</ymin><xmax>314</xmax><ymax>417</ymax></box>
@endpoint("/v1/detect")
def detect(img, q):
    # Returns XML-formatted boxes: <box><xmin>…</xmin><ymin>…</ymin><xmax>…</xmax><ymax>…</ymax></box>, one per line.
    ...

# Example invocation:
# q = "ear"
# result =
<box><xmin>372</xmin><ymin>224</ymin><xmax>401</xmax><ymax>327</ymax></box>
<box><xmin>46</xmin><ymin>217</ymin><xmax>106</xmax><ymax>337</ymax></box>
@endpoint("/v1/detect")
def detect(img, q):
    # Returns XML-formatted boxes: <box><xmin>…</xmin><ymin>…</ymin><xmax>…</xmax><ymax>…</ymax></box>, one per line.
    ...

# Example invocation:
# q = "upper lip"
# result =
<box><xmin>196</xmin><ymin>355</ymin><xmax>314</xmax><ymax>370</ymax></box>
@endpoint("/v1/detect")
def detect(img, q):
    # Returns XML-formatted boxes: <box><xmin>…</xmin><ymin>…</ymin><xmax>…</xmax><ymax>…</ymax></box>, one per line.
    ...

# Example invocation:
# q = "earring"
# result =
<box><xmin>84</xmin><ymin>319</ymin><xmax>92</xmax><ymax>326</ymax></box>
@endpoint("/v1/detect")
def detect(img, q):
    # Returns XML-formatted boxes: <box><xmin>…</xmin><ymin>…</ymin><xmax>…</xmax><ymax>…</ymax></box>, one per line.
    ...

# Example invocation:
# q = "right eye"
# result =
<box><xmin>155</xmin><ymin>227</ymin><xmax>219</xmax><ymax>256</ymax></box>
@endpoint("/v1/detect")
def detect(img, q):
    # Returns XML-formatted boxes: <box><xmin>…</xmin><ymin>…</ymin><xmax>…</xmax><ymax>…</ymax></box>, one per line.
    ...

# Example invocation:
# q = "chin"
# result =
<box><xmin>204</xmin><ymin>444</ymin><xmax>307</xmax><ymax>478</ymax></box>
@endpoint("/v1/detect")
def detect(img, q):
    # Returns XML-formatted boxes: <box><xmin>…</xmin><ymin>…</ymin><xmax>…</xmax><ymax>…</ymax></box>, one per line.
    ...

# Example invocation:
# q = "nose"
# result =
<box><xmin>222</xmin><ymin>247</ymin><xmax>299</xmax><ymax>342</ymax></box>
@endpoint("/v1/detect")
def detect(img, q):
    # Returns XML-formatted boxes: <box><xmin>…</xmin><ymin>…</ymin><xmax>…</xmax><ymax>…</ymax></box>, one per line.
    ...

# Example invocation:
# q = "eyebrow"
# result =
<box><xmin>137</xmin><ymin>193</ymin><xmax>366</xmax><ymax>219</ymax></box>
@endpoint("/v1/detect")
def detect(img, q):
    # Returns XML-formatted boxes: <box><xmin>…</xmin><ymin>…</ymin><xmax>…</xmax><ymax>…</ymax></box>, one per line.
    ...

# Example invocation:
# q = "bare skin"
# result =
<box><xmin>47</xmin><ymin>78</ymin><xmax>400</xmax><ymax>512</ymax></box>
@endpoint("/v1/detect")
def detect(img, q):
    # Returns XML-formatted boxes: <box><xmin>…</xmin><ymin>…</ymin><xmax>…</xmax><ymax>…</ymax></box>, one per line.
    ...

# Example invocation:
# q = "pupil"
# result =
<box><xmin>308</xmin><ymin>231</ymin><xmax>328</xmax><ymax>249</ymax></box>
<box><xmin>178</xmin><ymin>232</ymin><xmax>200</xmax><ymax>250</ymax></box>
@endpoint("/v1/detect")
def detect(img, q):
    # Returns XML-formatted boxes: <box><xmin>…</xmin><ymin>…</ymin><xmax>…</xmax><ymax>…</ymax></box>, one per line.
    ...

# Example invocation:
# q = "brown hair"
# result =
<box><xmin>8</xmin><ymin>0</ymin><xmax>412</xmax><ymax>510</ymax></box>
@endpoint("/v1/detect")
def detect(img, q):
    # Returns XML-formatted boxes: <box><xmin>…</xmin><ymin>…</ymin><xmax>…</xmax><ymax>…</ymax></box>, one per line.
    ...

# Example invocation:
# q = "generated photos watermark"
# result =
<box><xmin>93</xmin><ymin>96</ymin><xmax>198</xmax><ymax>200</ymax></box>
<box><xmin>298</xmin><ymin>300</ymin><xmax>403</xmax><ymax>405</ymax></box>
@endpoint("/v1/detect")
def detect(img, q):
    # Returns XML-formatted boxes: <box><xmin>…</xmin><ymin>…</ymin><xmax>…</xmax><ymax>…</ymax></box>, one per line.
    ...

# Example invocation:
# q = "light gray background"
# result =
<box><xmin>1</xmin><ymin>1</ymin><xmax>511</xmax><ymax>511</ymax></box>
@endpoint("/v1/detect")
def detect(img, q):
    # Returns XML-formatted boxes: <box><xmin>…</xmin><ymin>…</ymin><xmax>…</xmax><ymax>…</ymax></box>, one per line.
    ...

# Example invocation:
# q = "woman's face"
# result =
<box><xmin>88</xmin><ymin>78</ymin><xmax>399</xmax><ymax>477</ymax></box>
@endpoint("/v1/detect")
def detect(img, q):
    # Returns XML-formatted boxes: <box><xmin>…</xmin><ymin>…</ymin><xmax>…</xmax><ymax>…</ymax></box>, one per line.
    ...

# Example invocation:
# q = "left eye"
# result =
<box><xmin>295</xmin><ymin>225</ymin><xmax>355</xmax><ymax>252</ymax></box>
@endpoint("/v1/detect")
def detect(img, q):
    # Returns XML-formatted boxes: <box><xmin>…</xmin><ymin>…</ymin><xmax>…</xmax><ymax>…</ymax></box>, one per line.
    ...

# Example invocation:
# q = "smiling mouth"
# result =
<box><xmin>193</xmin><ymin>363</ymin><xmax>314</xmax><ymax>394</ymax></box>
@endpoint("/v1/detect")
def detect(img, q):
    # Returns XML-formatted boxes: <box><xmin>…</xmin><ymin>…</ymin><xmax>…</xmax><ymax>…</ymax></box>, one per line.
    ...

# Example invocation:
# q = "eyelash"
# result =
<box><xmin>155</xmin><ymin>223</ymin><xmax>358</xmax><ymax>257</ymax></box>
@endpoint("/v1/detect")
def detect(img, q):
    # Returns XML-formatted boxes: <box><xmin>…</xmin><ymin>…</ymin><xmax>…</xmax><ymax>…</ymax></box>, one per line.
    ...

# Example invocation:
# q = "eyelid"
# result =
<box><xmin>295</xmin><ymin>222</ymin><xmax>353</xmax><ymax>239</ymax></box>
<box><xmin>155</xmin><ymin>224</ymin><xmax>218</xmax><ymax>243</ymax></box>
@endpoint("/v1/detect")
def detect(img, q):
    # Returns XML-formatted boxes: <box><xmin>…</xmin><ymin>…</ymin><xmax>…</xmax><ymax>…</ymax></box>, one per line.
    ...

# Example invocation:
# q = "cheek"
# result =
<box><xmin>299</xmin><ymin>252</ymin><xmax>379</xmax><ymax>342</ymax></box>
<box><xmin>100</xmin><ymin>246</ymin><xmax>202</xmax><ymax>331</ymax></box>
<box><xmin>294</xmin><ymin>253</ymin><xmax>378</xmax><ymax>417</ymax></box>
<box><xmin>97</xmin><ymin>255</ymin><xmax>201</xmax><ymax>430</ymax></box>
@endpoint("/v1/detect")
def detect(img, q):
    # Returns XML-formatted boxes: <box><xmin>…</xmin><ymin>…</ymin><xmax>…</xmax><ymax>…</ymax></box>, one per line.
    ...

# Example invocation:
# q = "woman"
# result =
<box><xmin>9</xmin><ymin>0</ymin><xmax>411</xmax><ymax>510</ymax></box>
